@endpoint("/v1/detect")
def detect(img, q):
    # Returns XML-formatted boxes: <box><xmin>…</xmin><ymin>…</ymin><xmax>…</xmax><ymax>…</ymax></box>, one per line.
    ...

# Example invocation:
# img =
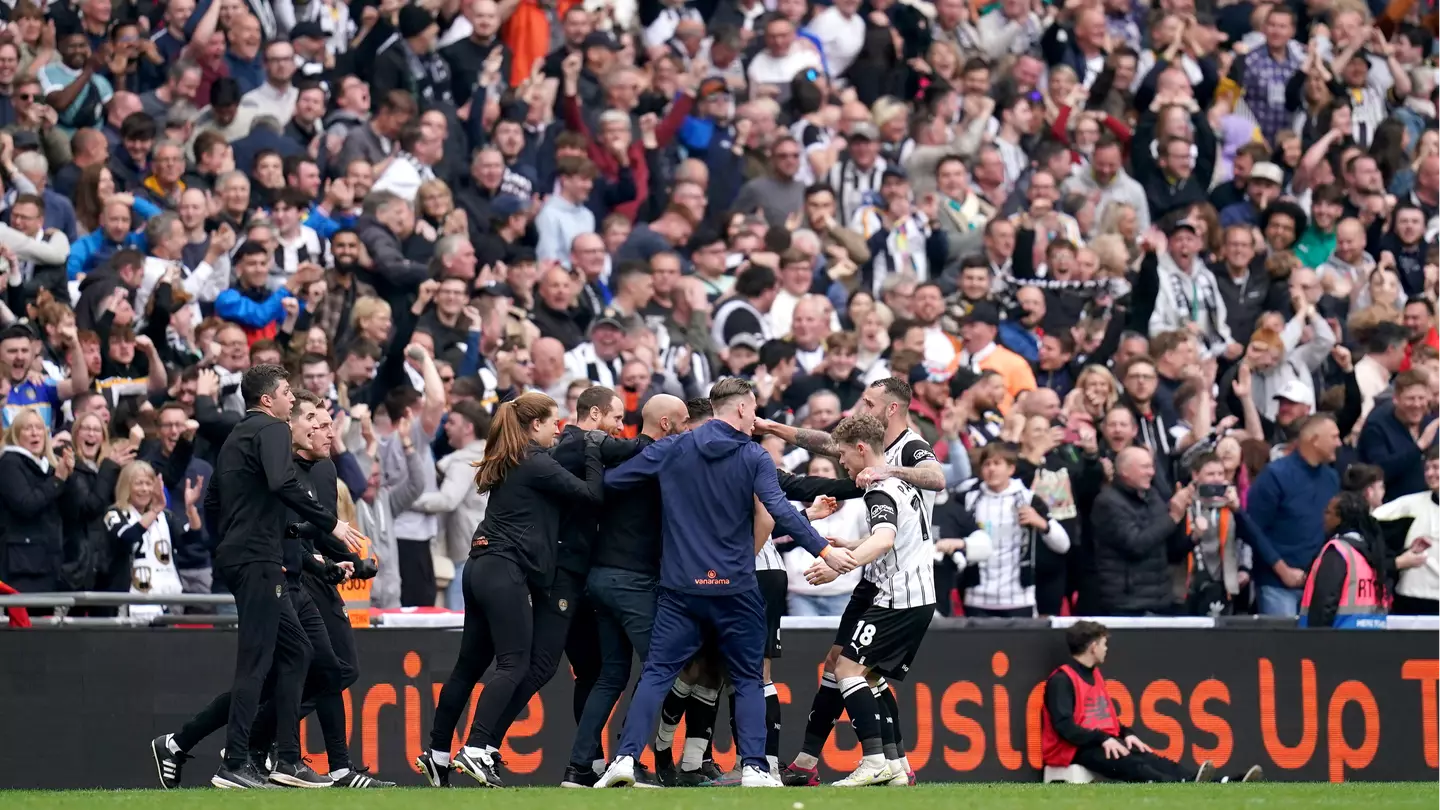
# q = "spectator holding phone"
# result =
<box><xmin>1179</xmin><ymin>453</ymin><xmax>1271</xmax><ymax>616</ymax></box>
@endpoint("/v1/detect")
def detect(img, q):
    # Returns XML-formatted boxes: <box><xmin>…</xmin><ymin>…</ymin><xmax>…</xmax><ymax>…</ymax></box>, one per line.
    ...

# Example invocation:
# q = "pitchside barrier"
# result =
<box><xmin>1</xmin><ymin>619</ymin><xmax>1435</xmax><ymax>788</ymax></box>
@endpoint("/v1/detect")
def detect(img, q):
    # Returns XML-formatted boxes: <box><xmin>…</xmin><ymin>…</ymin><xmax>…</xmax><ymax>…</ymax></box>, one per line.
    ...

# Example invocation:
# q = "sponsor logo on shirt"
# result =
<box><xmin>694</xmin><ymin>569</ymin><xmax>731</xmax><ymax>586</ymax></box>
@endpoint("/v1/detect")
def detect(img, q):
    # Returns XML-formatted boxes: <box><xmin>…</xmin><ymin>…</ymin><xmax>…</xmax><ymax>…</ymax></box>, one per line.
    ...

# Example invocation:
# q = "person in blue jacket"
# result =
<box><xmin>593</xmin><ymin>377</ymin><xmax>856</xmax><ymax>789</ymax></box>
<box><xmin>66</xmin><ymin>198</ymin><xmax>154</xmax><ymax>280</ymax></box>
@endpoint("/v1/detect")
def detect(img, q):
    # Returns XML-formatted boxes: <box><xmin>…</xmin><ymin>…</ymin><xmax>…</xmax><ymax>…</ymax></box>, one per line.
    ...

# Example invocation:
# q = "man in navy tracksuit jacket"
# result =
<box><xmin>597</xmin><ymin>378</ymin><xmax>853</xmax><ymax>787</ymax></box>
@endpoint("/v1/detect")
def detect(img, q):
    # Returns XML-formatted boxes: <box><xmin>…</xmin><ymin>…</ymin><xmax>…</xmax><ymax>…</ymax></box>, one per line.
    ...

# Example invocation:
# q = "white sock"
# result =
<box><xmin>680</xmin><ymin>737</ymin><xmax>708</xmax><ymax>771</ymax></box>
<box><xmin>462</xmin><ymin>746</ymin><xmax>489</xmax><ymax>761</ymax></box>
<box><xmin>592</xmin><ymin>759</ymin><xmax>605</xmax><ymax>775</ymax></box>
<box><xmin>655</xmin><ymin>681</ymin><xmax>694</xmax><ymax>752</ymax></box>
<box><xmin>165</xmin><ymin>737</ymin><xmax>182</xmax><ymax>755</ymax></box>
<box><xmin>862</xmin><ymin>753</ymin><xmax>886</xmax><ymax>768</ymax></box>
<box><xmin>793</xmin><ymin>752</ymin><xmax>819</xmax><ymax>770</ymax></box>
<box><xmin>887</xmin><ymin>758</ymin><xmax>903</xmax><ymax>773</ymax></box>
<box><xmin>431</xmin><ymin>749</ymin><xmax>451</xmax><ymax>767</ymax></box>
<box><xmin>329</xmin><ymin>768</ymin><xmax>350</xmax><ymax>779</ymax></box>
<box><xmin>483</xmin><ymin>745</ymin><xmax>498</xmax><ymax>756</ymax></box>
<box><xmin>899</xmin><ymin>755</ymin><xmax>911</xmax><ymax>773</ymax></box>
<box><xmin>767</xmin><ymin>755</ymin><xmax>780</xmax><ymax>774</ymax></box>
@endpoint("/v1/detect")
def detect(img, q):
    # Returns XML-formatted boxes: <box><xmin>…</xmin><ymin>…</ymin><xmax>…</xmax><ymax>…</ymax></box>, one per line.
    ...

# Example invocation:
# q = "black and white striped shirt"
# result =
<box><xmin>862</xmin><ymin>477</ymin><xmax>936</xmax><ymax>609</ymax></box>
<box><xmin>826</xmin><ymin>156</ymin><xmax>886</xmax><ymax>225</ymax></box>
<box><xmin>563</xmin><ymin>342</ymin><xmax>622</xmax><ymax>387</ymax></box>
<box><xmin>960</xmin><ymin>478</ymin><xmax>1067</xmax><ymax>611</ymax></box>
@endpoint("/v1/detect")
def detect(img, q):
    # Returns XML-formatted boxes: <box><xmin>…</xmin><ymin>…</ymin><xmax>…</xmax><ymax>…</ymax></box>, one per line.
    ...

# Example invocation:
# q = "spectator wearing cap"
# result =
<box><xmin>1143</xmin><ymin>215</ymin><xmax>1237</xmax><ymax>361</ymax></box>
<box><xmin>1333</xmin><ymin>39</ymin><xmax>1410</xmax><ymax>149</ymax></box>
<box><xmin>440</xmin><ymin>0</ymin><xmax>512</xmax><ymax>111</ymax></box>
<box><xmin>239</xmin><ymin>39</ymin><xmax>298</xmax><ymax>126</ymax></box>
<box><xmin>372</xmin><ymin>6</ymin><xmax>452</xmax><ymax>108</ymax></box>
<box><xmin>564</xmin><ymin>310</ymin><xmax>626</xmax><ymax>388</ymax></box>
<box><xmin>1359</xmin><ymin>371</ymin><xmax>1438</xmax><ymax>501</ymax></box>
<box><xmin>824</xmin><ymin>120</ymin><xmax>887</xmax><ymax>226</ymax></box>
<box><xmin>1218</xmin><ymin>160</ymin><xmax>1285</xmax><ymax>228</ymax></box>
<box><xmin>536</xmin><ymin>155</ymin><xmax>598</xmax><ymax>267</ymax></box>
<box><xmin>474</xmin><ymin>194</ymin><xmax>532</xmax><ymax>268</ymax></box>
<box><xmin>958</xmin><ymin>301</ymin><xmax>1036</xmax><ymax>414</ymax></box>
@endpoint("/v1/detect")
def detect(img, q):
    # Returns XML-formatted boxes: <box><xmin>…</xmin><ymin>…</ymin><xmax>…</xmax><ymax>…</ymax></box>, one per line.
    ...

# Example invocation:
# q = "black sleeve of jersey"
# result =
<box><xmin>1029</xmin><ymin>494</ymin><xmax>1051</xmax><ymax>519</ymax></box>
<box><xmin>898</xmin><ymin>438</ymin><xmax>936</xmax><ymax>467</ymax></box>
<box><xmin>777</xmin><ymin>469</ymin><xmax>866</xmax><ymax>501</ymax></box>
<box><xmin>863</xmin><ymin>490</ymin><xmax>900</xmax><ymax>534</ymax></box>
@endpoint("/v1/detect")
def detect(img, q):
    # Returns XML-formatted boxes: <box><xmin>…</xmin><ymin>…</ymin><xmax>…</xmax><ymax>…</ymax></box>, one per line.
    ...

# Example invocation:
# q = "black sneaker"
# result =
<box><xmin>332</xmin><ymin>767</ymin><xmax>396</xmax><ymax>788</ymax></box>
<box><xmin>415</xmin><ymin>753</ymin><xmax>452</xmax><ymax>788</ymax></box>
<box><xmin>212</xmin><ymin>763</ymin><xmax>272</xmax><ymax>790</ymax></box>
<box><xmin>151</xmin><ymin>734</ymin><xmax>190</xmax><ymax>790</ymax></box>
<box><xmin>698</xmin><ymin>760</ymin><xmax>724</xmax><ymax>782</ymax></box>
<box><xmin>269</xmin><ymin>760</ymin><xmax>333</xmax><ymax>788</ymax></box>
<box><xmin>633</xmin><ymin>761</ymin><xmax>663</xmax><ymax>789</ymax></box>
<box><xmin>674</xmin><ymin>768</ymin><xmax>713</xmax><ymax>787</ymax></box>
<box><xmin>653</xmin><ymin>750</ymin><xmax>680</xmax><ymax>787</ymax></box>
<box><xmin>453</xmin><ymin>748</ymin><xmax>503</xmax><ymax>788</ymax></box>
<box><xmin>779</xmin><ymin>764</ymin><xmax>820</xmax><ymax>787</ymax></box>
<box><xmin>561</xmin><ymin>763</ymin><xmax>600</xmax><ymax>788</ymax></box>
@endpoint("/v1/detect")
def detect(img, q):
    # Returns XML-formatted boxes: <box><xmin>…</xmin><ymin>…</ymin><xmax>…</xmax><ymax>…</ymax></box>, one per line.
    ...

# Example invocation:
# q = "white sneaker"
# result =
<box><xmin>833</xmin><ymin>760</ymin><xmax>891</xmax><ymax>787</ymax></box>
<box><xmin>594</xmin><ymin>756</ymin><xmax>637</xmax><ymax>788</ymax></box>
<box><xmin>741</xmin><ymin>765</ymin><xmax>783</xmax><ymax>787</ymax></box>
<box><xmin>883</xmin><ymin>764</ymin><xmax>909</xmax><ymax>786</ymax></box>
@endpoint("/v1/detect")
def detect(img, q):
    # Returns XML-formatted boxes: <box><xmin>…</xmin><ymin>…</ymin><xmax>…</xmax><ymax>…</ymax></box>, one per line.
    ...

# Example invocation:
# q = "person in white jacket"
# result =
<box><xmin>1146</xmin><ymin>218</ymin><xmax>1238</xmax><ymax>361</ymax></box>
<box><xmin>957</xmin><ymin>444</ymin><xmax>1070</xmax><ymax>617</ymax></box>
<box><xmin>782</xmin><ymin>456</ymin><xmax>866</xmax><ymax>616</ymax></box>
<box><xmin>408</xmin><ymin>401</ymin><xmax>490</xmax><ymax>610</ymax></box>
<box><xmin>1373</xmin><ymin>447</ymin><xmax>1439</xmax><ymax>615</ymax></box>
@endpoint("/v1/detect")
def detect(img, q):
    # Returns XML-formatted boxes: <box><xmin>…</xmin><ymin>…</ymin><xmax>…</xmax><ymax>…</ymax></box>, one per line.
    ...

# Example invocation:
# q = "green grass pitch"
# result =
<box><xmin>1</xmin><ymin>784</ymin><xmax>1435</xmax><ymax>810</ymax></box>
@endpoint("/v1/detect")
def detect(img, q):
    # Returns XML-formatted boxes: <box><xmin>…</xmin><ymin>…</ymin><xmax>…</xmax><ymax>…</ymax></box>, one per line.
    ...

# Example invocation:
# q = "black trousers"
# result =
<box><xmin>216</xmin><ymin>562</ymin><xmax>311</xmax><ymax>767</ymax></box>
<box><xmin>250</xmin><ymin>579</ymin><xmax>358</xmax><ymax>770</ymax></box>
<box><xmin>429</xmin><ymin>555</ymin><xmax>537</xmax><ymax>751</ymax></box>
<box><xmin>1072</xmin><ymin>744</ymin><xmax>1197</xmax><ymax>782</ymax></box>
<box><xmin>173</xmin><ymin>576</ymin><xmax>347</xmax><ymax>765</ymax></box>
<box><xmin>397</xmin><ymin>539</ymin><xmax>437</xmax><ymax>607</ymax></box>
<box><xmin>489</xmin><ymin>568</ymin><xmax>601</xmax><ymax>742</ymax></box>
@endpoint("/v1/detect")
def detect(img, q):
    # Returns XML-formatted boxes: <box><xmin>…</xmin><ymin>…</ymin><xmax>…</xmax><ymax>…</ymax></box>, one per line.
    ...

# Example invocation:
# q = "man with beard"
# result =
<box><xmin>1379</xmin><ymin>204</ymin><xmax>1431</xmax><ymax>298</ymax></box>
<box><xmin>337</xmin><ymin>90</ymin><xmax>415</xmax><ymax>174</ymax></box>
<box><xmin>40</xmin><ymin>31</ymin><xmax>113</xmax><ymax>132</ymax></box>
<box><xmin>309</xmin><ymin>229</ymin><xmax>376</xmax><ymax>344</ymax></box>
